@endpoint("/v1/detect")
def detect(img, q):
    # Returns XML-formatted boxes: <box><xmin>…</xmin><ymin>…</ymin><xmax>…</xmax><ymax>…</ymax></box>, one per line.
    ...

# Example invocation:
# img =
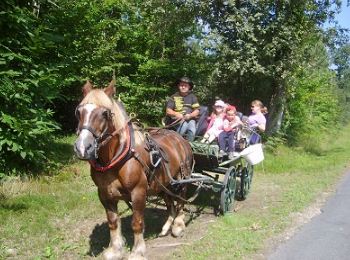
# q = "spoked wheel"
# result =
<box><xmin>236</xmin><ymin>163</ymin><xmax>254</xmax><ymax>201</ymax></box>
<box><xmin>219</xmin><ymin>166</ymin><xmax>237</xmax><ymax>215</ymax></box>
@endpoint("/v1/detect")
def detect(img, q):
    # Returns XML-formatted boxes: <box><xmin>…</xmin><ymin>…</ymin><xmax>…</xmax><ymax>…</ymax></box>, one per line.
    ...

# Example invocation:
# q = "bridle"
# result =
<box><xmin>75</xmin><ymin>104</ymin><xmax>114</xmax><ymax>158</ymax></box>
<box><xmin>75</xmin><ymin>103</ymin><xmax>134</xmax><ymax>172</ymax></box>
<box><xmin>80</xmin><ymin>125</ymin><xmax>111</xmax><ymax>159</ymax></box>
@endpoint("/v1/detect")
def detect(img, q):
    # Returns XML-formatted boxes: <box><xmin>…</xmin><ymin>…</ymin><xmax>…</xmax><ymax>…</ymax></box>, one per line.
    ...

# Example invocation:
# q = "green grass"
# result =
<box><xmin>0</xmin><ymin>163</ymin><xmax>104</xmax><ymax>259</ymax></box>
<box><xmin>0</xmin><ymin>135</ymin><xmax>119</xmax><ymax>259</ymax></box>
<box><xmin>171</xmin><ymin>124</ymin><xmax>350</xmax><ymax>259</ymax></box>
<box><xmin>1</xmin><ymin>125</ymin><xmax>350</xmax><ymax>259</ymax></box>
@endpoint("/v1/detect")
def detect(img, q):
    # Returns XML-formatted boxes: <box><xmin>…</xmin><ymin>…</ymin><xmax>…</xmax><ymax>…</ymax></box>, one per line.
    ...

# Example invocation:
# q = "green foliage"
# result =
<box><xmin>284</xmin><ymin>37</ymin><xmax>340</xmax><ymax>152</ymax></box>
<box><xmin>333</xmin><ymin>43</ymin><xmax>350</xmax><ymax>82</ymax></box>
<box><xmin>45</xmin><ymin>0</ymin><xmax>211</xmax><ymax>125</ymax></box>
<box><xmin>0</xmin><ymin>0</ymin><xmax>215</xmax><ymax>176</ymax></box>
<box><xmin>196</xmin><ymin>0</ymin><xmax>343</xmax><ymax>128</ymax></box>
<box><xmin>0</xmin><ymin>0</ymin><xmax>61</xmax><ymax>176</ymax></box>
<box><xmin>0</xmin><ymin>0</ymin><xmax>348</xmax><ymax>176</ymax></box>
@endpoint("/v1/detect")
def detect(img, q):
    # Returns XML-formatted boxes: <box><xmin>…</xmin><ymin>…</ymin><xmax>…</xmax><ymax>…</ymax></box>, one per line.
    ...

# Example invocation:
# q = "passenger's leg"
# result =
<box><xmin>177</xmin><ymin>121</ymin><xmax>188</xmax><ymax>137</ymax></box>
<box><xmin>228</xmin><ymin>132</ymin><xmax>236</xmax><ymax>159</ymax></box>
<box><xmin>201</xmin><ymin>133</ymin><xmax>209</xmax><ymax>143</ymax></box>
<box><xmin>208</xmin><ymin>134</ymin><xmax>216</xmax><ymax>143</ymax></box>
<box><xmin>186</xmin><ymin>120</ymin><xmax>196</xmax><ymax>141</ymax></box>
<box><xmin>227</xmin><ymin>132</ymin><xmax>235</xmax><ymax>152</ymax></box>
<box><xmin>218</xmin><ymin>132</ymin><xmax>227</xmax><ymax>151</ymax></box>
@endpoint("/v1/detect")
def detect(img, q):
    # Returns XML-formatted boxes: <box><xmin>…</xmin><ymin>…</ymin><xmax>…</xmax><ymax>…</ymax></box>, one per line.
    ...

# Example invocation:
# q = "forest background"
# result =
<box><xmin>1</xmin><ymin>0</ymin><xmax>350</xmax><ymax>176</ymax></box>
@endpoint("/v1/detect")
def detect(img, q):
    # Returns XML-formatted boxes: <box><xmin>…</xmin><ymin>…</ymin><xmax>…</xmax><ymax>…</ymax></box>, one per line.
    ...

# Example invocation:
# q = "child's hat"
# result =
<box><xmin>214</xmin><ymin>100</ymin><xmax>226</xmax><ymax>107</ymax></box>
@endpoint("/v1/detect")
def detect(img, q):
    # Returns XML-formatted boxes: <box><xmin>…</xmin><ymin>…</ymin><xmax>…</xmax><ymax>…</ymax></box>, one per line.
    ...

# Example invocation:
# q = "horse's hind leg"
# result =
<box><xmin>172</xmin><ymin>186</ymin><xmax>187</xmax><ymax>237</ymax></box>
<box><xmin>159</xmin><ymin>194</ymin><xmax>176</xmax><ymax>237</ymax></box>
<box><xmin>101</xmin><ymin>200</ymin><xmax>125</xmax><ymax>260</ymax></box>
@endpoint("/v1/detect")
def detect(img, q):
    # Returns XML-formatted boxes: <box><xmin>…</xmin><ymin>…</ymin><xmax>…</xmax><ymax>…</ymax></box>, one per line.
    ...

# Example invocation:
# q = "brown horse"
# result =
<box><xmin>73</xmin><ymin>80</ymin><xmax>193</xmax><ymax>260</ymax></box>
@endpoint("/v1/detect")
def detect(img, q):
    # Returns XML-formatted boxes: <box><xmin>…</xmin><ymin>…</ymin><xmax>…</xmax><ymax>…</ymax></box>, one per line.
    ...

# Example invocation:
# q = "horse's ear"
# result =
<box><xmin>104</xmin><ymin>79</ymin><xmax>116</xmax><ymax>97</ymax></box>
<box><xmin>82</xmin><ymin>80</ymin><xmax>93</xmax><ymax>97</ymax></box>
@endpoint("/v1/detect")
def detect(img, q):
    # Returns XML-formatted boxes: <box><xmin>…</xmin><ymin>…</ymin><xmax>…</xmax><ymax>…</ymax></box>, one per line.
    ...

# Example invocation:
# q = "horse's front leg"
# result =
<box><xmin>129</xmin><ymin>187</ymin><xmax>147</xmax><ymax>260</ymax></box>
<box><xmin>100</xmin><ymin>198</ymin><xmax>125</xmax><ymax>260</ymax></box>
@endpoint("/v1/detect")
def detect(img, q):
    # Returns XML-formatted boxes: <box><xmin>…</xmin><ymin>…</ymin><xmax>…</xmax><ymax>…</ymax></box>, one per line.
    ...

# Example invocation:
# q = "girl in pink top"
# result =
<box><xmin>218</xmin><ymin>105</ymin><xmax>242</xmax><ymax>158</ymax></box>
<box><xmin>201</xmin><ymin>100</ymin><xmax>226</xmax><ymax>143</ymax></box>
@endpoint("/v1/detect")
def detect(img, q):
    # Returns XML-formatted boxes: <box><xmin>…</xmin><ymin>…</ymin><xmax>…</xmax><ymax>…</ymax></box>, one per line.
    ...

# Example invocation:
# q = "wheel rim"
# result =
<box><xmin>220</xmin><ymin>166</ymin><xmax>237</xmax><ymax>214</ymax></box>
<box><xmin>241</xmin><ymin>164</ymin><xmax>253</xmax><ymax>198</ymax></box>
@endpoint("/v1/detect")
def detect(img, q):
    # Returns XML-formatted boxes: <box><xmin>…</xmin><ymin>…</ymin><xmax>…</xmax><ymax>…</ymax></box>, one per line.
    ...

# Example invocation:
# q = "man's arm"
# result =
<box><xmin>166</xmin><ymin>107</ymin><xmax>184</xmax><ymax>119</ymax></box>
<box><xmin>184</xmin><ymin>94</ymin><xmax>200</xmax><ymax>120</ymax></box>
<box><xmin>184</xmin><ymin>108</ymin><xmax>199</xmax><ymax>121</ymax></box>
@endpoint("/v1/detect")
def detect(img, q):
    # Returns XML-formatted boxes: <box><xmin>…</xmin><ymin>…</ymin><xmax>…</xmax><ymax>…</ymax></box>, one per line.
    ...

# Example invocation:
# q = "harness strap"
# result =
<box><xmin>79</xmin><ymin>125</ymin><xmax>101</xmax><ymax>139</ymax></box>
<box><xmin>144</xmin><ymin>133</ymin><xmax>169</xmax><ymax>163</ymax></box>
<box><xmin>89</xmin><ymin>121</ymin><xmax>135</xmax><ymax>172</ymax></box>
<box><xmin>99</xmin><ymin>126</ymin><xmax>125</xmax><ymax>147</ymax></box>
<box><xmin>133</xmin><ymin>152</ymin><xmax>153</xmax><ymax>179</ymax></box>
<box><xmin>146</xmin><ymin>118</ymin><xmax>183</xmax><ymax>131</ymax></box>
<box><xmin>129</xmin><ymin>130</ymin><xmax>200</xmax><ymax>203</ymax></box>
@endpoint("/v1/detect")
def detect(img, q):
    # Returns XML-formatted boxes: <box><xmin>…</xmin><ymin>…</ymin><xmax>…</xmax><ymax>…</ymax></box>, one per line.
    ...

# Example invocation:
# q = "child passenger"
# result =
<box><xmin>243</xmin><ymin>99</ymin><xmax>267</xmax><ymax>144</ymax></box>
<box><xmin>201</xmin><ymin>100</ymin><xmax>226</xmax><ymax>143</ymax></box>
<box><xmin>247</xmin><ymin>100</ymin><xmax>267</xmax><ymax>132</ymax></box>
<box><xmin>218</xmin><ymin>105</ymin><xmax>242</xmax><ymax>159</ymax></box>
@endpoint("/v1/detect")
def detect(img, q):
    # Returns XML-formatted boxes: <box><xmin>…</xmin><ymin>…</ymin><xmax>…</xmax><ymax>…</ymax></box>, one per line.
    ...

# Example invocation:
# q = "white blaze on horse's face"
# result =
<box><xmin>80</xmin><ymin>103</ymin><xmax>97</xmax><ymax>138</ymax></box>
<box><xmin>74</xmin><ymin>103</ymin><xmax>99</xmax><ymax>160</ymax></box>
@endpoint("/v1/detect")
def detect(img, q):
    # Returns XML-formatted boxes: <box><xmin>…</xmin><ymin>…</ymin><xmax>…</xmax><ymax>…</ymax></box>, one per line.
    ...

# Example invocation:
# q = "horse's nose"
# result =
<box><xmin>85</xmin><ymin>142</ymin><xmax>93</xmax><ymax>154</ymax></box>
<box><xmin>74</xmin><ymin>140</ymin><xmax>83</xmax><ymax>158</ymax></box>
<box><xmin>74</xmin><ymin>138</ymin><xmax>95</xmax><ymax>160</ymax></box>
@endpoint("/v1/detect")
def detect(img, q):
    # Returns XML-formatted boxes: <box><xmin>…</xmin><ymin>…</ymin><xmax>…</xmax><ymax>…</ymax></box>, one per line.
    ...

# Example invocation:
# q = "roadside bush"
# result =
<box><xmin>284</xmin><ymin>68</ymin><xmax>340</xmax><ymax>153</ymax></box>
<box><xmin>0</xmin><ymin>1</ymin><xmax>60</xmax><ymax>177</ymax></box>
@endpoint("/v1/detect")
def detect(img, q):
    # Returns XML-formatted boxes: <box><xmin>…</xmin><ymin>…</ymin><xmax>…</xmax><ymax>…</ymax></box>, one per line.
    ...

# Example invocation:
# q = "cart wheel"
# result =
<box><xmin>220</xmin><ymin>166</ymin><xmax>237</xmax><ymax>215</ymax></box>
<box><xmin>236</xmin><ymin>164</ymin><xmax>254</xmax><ymax>201</ymax></box>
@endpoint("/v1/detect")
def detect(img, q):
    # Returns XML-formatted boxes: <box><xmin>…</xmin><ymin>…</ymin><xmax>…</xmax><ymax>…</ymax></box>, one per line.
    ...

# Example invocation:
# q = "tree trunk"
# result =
<box><xmin>266</xmin><ymin>79</ymin><xmax>286</xmax><ymax>136</ymax></box>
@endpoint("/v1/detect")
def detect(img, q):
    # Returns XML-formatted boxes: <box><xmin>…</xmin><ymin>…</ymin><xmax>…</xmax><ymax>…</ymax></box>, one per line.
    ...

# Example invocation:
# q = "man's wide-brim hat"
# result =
<box><xmin>175</xmin><ymin>76</ymin><xmax>194</xmax><ymax>90</ymax></box>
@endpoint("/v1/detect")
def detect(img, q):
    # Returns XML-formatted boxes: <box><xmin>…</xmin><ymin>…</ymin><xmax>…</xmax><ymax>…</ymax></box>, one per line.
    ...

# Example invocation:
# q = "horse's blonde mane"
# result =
<box><xmin>80</xmin><ymin>89</ymin><xmax>126</xmax><ymax>128</ymax></box>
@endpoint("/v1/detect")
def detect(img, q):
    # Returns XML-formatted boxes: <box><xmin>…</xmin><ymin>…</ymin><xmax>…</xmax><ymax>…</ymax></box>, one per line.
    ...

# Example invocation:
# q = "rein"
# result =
<box><xmin>146</xmin><ymin>118</ymin><xmax>183</xmax><ymax>131</ymax></box>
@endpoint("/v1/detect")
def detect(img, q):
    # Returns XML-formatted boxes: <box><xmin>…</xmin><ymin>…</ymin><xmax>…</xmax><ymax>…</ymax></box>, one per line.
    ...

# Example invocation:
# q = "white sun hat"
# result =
<box><xmin>214</xmin><ymin>100</ymin><xmax>226</xmax><ymax>108</ymax></box>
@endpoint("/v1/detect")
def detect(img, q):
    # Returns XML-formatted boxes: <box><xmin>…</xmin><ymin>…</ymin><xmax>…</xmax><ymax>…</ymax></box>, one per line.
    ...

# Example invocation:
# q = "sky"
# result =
<box><xmin>335</xmin><ymin>1</ymin><xmax>350</xmax><ymax>29</ymax></box>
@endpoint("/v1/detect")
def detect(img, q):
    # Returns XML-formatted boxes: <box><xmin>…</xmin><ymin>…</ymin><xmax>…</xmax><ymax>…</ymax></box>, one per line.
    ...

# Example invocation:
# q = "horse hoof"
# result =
<box><xmin>171</xmin><ymin>226</ymin><xmax>184</xmax><ymax>237</ymax></box>
<box><xmin>171</xmin><ymin>214</ymin><xmax>185</xmax><ymax>237</ymax></box>
<box><xmin>103</xmin><ymin>247</ymin><xmax>124</xmax><ymax>260</ymax></box>
<box><xmin>129</xmin><ymin>252</ymin><xmax>147</xmax><ymax>260</ymax></box>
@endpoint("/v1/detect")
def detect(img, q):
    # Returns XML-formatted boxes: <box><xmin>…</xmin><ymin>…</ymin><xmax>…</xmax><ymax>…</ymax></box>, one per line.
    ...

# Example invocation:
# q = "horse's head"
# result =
<box><xmin>74</xmin><ymin>80</ymin><xmax>117</xmax><ymax>160</ymax></box>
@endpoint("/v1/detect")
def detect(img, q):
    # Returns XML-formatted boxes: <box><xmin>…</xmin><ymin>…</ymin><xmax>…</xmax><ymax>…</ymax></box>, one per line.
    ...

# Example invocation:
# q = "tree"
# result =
<box><xmin>196</xmin><ymin>0</ymin><xmax>341</xmax><ymax>135</ymax></box>
<box><xmin>0</xmin><ymin>0</ymin><xmax>60</xmax><ymax>175</ymax></box>
<box><xmin>284</xmin><ymin>34</ymin><xmax>340</xmax><ymax>150</ymax></box>
<box><xmin>46</xmin><ymin>0</ymin><xmax>212</xmax><ymax>125</ymax></box>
